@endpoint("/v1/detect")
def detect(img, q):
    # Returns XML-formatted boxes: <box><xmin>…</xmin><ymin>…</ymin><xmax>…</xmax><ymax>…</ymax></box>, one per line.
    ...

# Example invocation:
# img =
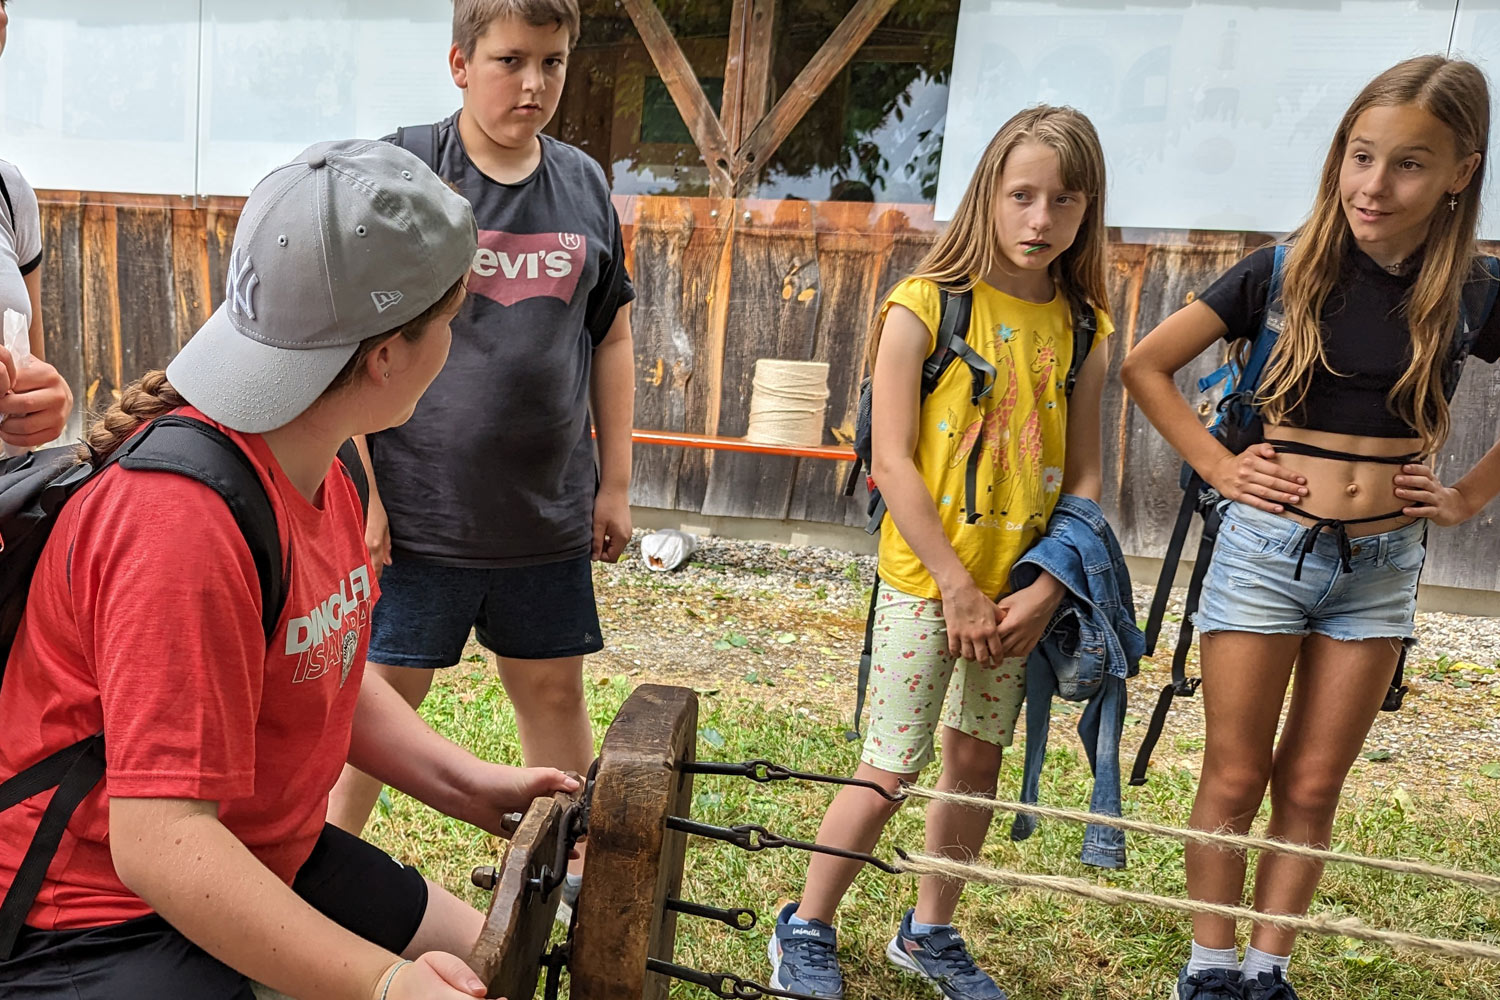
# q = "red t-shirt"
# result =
<box><xmin>0</xmin><ymin>408</ymin><xmax>378</xmax><ymax>929</ymax></box>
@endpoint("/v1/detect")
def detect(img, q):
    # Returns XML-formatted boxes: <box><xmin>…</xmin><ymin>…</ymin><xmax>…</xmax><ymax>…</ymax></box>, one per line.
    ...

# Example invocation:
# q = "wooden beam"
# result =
<box><xmin>733</xmin><ymin>0</ymin><xmax>898</xmax><ymax>194</ymax></box>
<box><xmin>722</xmin><ymin>0</ymin><xmax>776</xmax><ymax>151</ymax></box>
<box><xmin>620</xmin><ymin>0</ymin><xmax>735</xmax><ymax>196</ymax></box>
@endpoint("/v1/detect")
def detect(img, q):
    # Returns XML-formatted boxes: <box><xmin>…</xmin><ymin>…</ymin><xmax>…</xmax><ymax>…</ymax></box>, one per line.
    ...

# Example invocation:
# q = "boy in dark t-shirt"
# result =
<box><xmin>328</xmin><ymin>0</ymin><xmax>634</xmax><ymax>892</ymax></box>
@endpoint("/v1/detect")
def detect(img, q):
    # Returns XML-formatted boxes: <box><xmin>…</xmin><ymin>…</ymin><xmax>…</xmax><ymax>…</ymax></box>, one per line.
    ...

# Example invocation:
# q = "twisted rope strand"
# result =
<box><xmin>901</xmin><ymin>785</ymin><xmax>1500</xmax><ymax>893</ymax></box>
<box><xmin>895</xmin><ymin>853</ymin><xmax>1500</xmax><ymax>964</ymax></box>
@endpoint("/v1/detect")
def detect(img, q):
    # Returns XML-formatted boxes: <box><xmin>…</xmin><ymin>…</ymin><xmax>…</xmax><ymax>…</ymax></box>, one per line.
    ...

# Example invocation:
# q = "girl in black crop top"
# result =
<box><xmin>1122</xmin><ymin>56</ymin><xmax>1500</xmax><ymax>1000</ymax></box>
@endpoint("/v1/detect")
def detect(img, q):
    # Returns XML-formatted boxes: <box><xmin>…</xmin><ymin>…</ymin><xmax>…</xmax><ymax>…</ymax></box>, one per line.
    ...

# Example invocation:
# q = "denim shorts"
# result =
<box><xmin>1194</xmin><ymin>501</ymin><xmax>1426</xmax><ymax>641</ymax></box>
<box><xmin>368</xmin><ymin>553</ymin><xmax>604</xmax><ymax>666</ymax></box>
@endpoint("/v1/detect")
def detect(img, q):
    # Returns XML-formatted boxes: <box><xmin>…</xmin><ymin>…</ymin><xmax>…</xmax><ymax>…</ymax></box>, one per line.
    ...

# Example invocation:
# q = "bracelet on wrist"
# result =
<box><xmin>379</xmin><ymin>959</ymin><xmax>413</xmax><ymax>1000</ymax></box>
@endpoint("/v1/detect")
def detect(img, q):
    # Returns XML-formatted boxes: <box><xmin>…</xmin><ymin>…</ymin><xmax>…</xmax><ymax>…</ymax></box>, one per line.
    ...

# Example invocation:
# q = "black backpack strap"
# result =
<box><xmin>393</xmin><ymin>124</ymin><xmax>440</xmax><ymax>174</ymax></box>
<box><xmin>1131</xmin><ymin>500</ymin><xmax>1220</xmax><ymax>786</ymax></box>
<box><xmin>336</xmin><ymin>438</ymin><xmax>370</xmax><ymax>518</ymax></box>
<box><xmin>1064</xmin><ymin>296</ymin><xmax>1097</xmax><ymax>398</ymax></box>
<box><xmin>112</xmin><ymin>416</ymin><xmax>284</xmax><ymax>642</ymax></box>
<box><xmin>845</xmin><ymin>579</ymin><xmax>881</xmax><ymax>741</ymax></box>
<box><xmin>0</xmin><ymin>169</ymin><xmax>13</xmax><ymax>230</ymax></box>
<box><xmin>0</xmin><ymin>734</ymin><xmax>105</xmax><ymax>959</ymax></box>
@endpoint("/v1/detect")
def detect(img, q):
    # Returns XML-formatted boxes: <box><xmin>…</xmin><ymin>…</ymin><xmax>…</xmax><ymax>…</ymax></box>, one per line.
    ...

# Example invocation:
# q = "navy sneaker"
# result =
<box><xmin>1173</xmin><ymin>965</ymin><xmax>1246</xmax><ymax>1000</ymax></box>
<box><xmin>1243</xmin><ymin>968</ymin><xmax>1299</xmax><ymax>1000</ymax></box>
<box><xmin>767</xmin><ymin>901</ymin><xmax>844</xmax><ymax>999</ymax></box>
<box><xmin>884</xmin><ymin>909</ymin><xmax>1007</xmax><ymax>1000</ymax></box>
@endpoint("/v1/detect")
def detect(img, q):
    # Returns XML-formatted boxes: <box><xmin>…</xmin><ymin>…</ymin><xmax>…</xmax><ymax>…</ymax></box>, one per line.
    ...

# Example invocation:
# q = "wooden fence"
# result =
<box><xmin>34</xmin><ymin>191</ymin><xmax>1500</xmax><ymax>593</ymax></box>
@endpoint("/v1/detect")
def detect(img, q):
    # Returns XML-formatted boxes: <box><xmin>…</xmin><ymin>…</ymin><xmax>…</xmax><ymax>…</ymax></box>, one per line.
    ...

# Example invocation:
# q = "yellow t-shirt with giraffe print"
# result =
<box><xmin>876</xmin><ymin>276</ymin><xmax>1113</xmax><ymax>601</ymax></box>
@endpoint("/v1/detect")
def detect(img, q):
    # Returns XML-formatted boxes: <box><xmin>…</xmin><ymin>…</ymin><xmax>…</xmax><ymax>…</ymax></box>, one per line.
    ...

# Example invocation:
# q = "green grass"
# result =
<box><xmin>365</xmin><ymin>665</ymin><xmax>1500</xmax><ymax>999</ymax></box>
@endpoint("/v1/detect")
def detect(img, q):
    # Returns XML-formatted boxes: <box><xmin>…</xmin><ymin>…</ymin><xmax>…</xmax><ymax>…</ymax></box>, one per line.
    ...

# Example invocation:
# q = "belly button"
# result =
<box><xmin>1346</xmin><ymin>483</ymin><xmax>1361</xmax><ymax>497</ymax></box>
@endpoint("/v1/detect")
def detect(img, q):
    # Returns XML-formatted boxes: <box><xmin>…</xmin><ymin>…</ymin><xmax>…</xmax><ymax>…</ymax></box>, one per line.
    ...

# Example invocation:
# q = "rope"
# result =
<box><xmin>894</xmin><ymin>853</ymin><xmax>1500</xmax><ymax>964</ymax></box>
<box><xmin>901</xmin><ymin>785</ymin><xmax>1500</xmax><ymax>893</ymax></box>
<box><xmin>746</xmin><ymin>360</ymin><xmax>829</xmax><ymax>447</ymax></box>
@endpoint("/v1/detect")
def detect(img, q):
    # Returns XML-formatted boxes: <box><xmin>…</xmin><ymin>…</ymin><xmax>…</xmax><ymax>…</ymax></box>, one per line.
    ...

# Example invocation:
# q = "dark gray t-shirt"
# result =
<box><xmin>371</xmin><ymin>117</ymin><xmax>634</xmax><ymax>567</ymax></box>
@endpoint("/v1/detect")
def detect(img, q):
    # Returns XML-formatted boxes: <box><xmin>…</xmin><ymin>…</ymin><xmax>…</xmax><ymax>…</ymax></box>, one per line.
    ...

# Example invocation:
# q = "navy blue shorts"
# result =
<box><xmin>369</xmin><ymin>553</ymin><xmax>604</xmax><ymax>666</ymax></box>
<box><xmin>0</xmin><ymin>825</ymin><xmax>428</xmax><ymax>999</ymax></box>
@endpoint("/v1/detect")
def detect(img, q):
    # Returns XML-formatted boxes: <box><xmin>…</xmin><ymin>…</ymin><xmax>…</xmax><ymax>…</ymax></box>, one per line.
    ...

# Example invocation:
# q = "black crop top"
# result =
<box><xmin>1197</xmin><ymin>245</ymin><xmax>1500</xmax><ymax>438</ymax></box>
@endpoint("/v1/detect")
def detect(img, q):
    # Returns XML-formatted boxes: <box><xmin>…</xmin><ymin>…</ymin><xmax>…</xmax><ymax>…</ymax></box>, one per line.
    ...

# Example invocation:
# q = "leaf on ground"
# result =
<box><xmin>726</xmin><ymin>632</ymin><xmax>750</xmax><ymax>648</ymax></box>
<box><xmin>1362</xmin><ymin>749</ymin><xmax>1393</xmax><ymax>762</ymax></box>
<box><xmin>699</xmin><ymin>728</ymin><xmax>726</xmax><ymax>748</ymax></box>
<box><xmin>1390</xmin><ymin>786</ymin><xmax>1416</xmax><ymax>815</ymax></box>
<box><xmin>1481</xmin><ymin>762</ymin><xmax>1500</xmax><ymax>779</ymax></box>
<box><xmin>777</xmin><ymin>633</ymin><xmax>798</xmax><ymax>644</ymax></box>
<box><xmin>713</xmin><ymin>639</ymin><xmax>733</xmax><ymax>651</ymax></box>
<box><xmin>744</xmin><ymin>670</ymin><xmax>761</xmax><ymax>685</ymax></box>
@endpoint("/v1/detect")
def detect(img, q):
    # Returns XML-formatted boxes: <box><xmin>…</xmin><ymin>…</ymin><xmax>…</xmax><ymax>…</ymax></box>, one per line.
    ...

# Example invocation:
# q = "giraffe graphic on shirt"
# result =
<box><xmin>1013</xmin><ymin>338</ymin><xmax>1062</xmax><ymax>524</ymax></box>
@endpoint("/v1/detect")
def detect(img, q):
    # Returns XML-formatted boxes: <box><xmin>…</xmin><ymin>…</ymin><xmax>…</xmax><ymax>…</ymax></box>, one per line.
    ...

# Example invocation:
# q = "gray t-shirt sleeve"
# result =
<box><xmin>584</xmin><ymin>203</ymin><xmax>635</xmax><ymax>346</ymax></box>
<box><xmin>1</xmin><ymin>161</ymin><xmax>43</xmax><ymax>274</ymax></box>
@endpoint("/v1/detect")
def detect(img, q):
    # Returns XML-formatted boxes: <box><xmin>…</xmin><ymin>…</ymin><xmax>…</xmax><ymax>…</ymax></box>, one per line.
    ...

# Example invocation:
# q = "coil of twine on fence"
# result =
<box><xmin>900</xmin><ymin>785</ymin><xmax>1500</xmax><ymax>892</ymax></box>
<box><xmin>745</xmin><ymin>359</ymin><xmax>830</xmax><ymax>447</ymax></box>
<box><xmin>894</xmin><ymin>853</ymin><xmax>1500</xmax><ymax>963</ymax></box>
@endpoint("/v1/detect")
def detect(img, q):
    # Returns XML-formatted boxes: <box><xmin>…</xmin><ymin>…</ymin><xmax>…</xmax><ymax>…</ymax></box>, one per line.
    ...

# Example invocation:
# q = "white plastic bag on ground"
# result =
<box><xmin>640</xmin><ymin>529</ymin><xmax>697</xmax><ymax>572</ymax></box>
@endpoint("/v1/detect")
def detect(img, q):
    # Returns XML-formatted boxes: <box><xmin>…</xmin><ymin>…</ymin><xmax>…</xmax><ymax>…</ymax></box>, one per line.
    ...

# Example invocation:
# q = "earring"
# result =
<box><xmin>1449</xmin><ymin>193</ymin><xmax>1459</xmax><ymax>212</ymax></box>
<box><xmin>382</xmin><ymin>371</ymin><xmax>391</xmax><ymax>379</ymax></box>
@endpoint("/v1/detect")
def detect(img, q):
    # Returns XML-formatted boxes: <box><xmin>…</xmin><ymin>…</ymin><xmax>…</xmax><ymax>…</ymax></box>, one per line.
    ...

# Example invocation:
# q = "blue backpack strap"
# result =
<box><xmin>1241</xmin><ymin>243</ymin><xmax>1288</xmax><ymax>396</ymax></box>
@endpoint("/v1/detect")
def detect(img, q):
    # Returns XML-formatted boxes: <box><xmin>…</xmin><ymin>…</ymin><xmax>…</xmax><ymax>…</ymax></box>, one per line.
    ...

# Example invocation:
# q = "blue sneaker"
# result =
<box><xmin>1173</xmin><ymin>965</ymin><xmax>1246</xmax><ymax>1000</ymax></box>
<box><xmin>884</xmin><ymin>909</ymin><xmax>1007</xmax><ymax>1000</ymax></box>
<box><xmin>1243</xmin><ymin>968</ymin><xmax>1299</xmax><ymax>1000</ymax></box>
<box><xmin>767</xmin><ymin>901</ymin><xmax>844</xmax><ymax>998</ymax></box>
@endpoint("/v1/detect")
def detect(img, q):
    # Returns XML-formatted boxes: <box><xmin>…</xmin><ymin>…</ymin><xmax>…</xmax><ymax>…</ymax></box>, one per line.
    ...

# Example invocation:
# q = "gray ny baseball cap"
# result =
<box><xmin>168</xmin><ymin>138</ymin><xmax>477</xmax><ymax>433</ymax></box>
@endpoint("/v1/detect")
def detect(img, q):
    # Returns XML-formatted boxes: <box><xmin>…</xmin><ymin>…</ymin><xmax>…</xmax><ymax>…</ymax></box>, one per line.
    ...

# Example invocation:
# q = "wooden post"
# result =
<box><xmin>733</xmin><ymin>0</ymin><xmax>899</xmax><ymax>194</ymax></box>
<box><xmin>721</xmin><ymin>0</ymin><xmax>776</xmax><ymax>151</ymax></box>
<box><xmin>619</xmin><ymin>0</ymin><xmax>735</xmax><ymax>196</ymax></box>
<box><xmin>568</xmin><ymin>685</ymin><xmax>698</xmax><ymax>1000</ymax></box>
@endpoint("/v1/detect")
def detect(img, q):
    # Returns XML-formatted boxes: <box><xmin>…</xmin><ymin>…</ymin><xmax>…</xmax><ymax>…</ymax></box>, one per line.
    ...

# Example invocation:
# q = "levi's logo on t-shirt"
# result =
<box><xmin>468</xmin><ymin>230</ymin><xmax>587</xmax><ymax>307</ymax></box>
<box><xmin>285</xmin><ymin>564</ymin><xmax>373</xmax><ymax>687</ymax></box>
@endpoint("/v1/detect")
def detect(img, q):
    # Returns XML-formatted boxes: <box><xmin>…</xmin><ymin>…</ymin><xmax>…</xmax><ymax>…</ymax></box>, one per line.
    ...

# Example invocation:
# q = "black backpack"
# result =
<box><xmin>842</xmin><ymin>287</ymin><xmax>1099</xmax><ymax>737</ymax></box>
<box><xmin>1131</xmin><ymin>247</ymin><xmax>1500</xmax><ymax>785</ymax></box>
<box><xmin>0</xmin><ymin>415</ymin><xmax>368</xmax><ymax>957</ymax></box>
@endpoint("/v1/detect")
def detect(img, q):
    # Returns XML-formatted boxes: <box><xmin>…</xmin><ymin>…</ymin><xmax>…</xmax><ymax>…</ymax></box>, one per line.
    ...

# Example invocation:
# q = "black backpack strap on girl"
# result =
<box><xmin>393</xmin><ymin>124</ymin><xmax>440</xmax><ymax>174</ymax></box>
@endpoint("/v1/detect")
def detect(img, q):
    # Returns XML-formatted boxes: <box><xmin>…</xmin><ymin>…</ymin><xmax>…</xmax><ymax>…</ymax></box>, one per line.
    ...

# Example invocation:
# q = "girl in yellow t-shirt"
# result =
<box><xmin>768</xmin><ymin>106</ymin><xmax>1114</xmax><ymax>1000</ymax></box>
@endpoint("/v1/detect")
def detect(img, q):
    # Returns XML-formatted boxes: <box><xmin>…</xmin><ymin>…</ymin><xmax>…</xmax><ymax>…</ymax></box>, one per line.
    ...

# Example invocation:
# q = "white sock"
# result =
<box><xmin>1241</xmin><ymin>945</ymin><xmax>1290</xmax><ymax>981</ymax></box>
<box><xmin>909</xmin><ymin>917</ymin><xmax>952</xmax><ymax>936</ymax></box>
<box><xmin>787</xmin><ymin>912</ymin><xmax>810</xmax><ymax>926</ymax></box>
<box><xmin>1187</xmin><ymin>941</ymin><xmax>1240</xmax><ymax>975</ymax></box>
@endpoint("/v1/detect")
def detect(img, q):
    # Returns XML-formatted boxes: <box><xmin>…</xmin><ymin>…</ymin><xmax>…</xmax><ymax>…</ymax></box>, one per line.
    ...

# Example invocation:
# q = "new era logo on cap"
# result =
<box><xmin>371</xmin><ymin>290</ymin><xmax>404</xmax><ymax>313</ymax></box>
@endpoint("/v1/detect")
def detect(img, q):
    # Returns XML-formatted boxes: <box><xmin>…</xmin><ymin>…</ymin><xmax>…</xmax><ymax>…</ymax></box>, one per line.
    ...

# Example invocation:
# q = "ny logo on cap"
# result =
<box><xmin>226</xmin><ymin>247</ymin><xmax>260</xmax><ymax>321</ymax></box>
<box><xmin>371</xmin><ymin>290</ymin><xmax>404</xmax><ymax>313</ymax></box>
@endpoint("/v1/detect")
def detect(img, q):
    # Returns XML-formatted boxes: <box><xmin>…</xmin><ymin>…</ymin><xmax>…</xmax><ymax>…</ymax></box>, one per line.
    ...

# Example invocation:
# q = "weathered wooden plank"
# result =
<box><xmin>786</xmin><ymin>201</ymin><xmax>901</xmax><ymax>525</ymax></box>
<box><xmin>171</xmin><ymin>206</ymin><xmax>213</xmax><ymax>353</ymax></box>
<box><xmin>701</xmin><ymin>198</ymin><xmax>821</xmax><ymax>518</ymax></box>
<box><xmin>38</xmin><ymin>197</ymin><xmax>86</xmax><ymax>439</ymax></box>
<box><xmin>624</xmin><ymin>197</ymin><xmax>731</xmax><ymax>512</ymax></box>
<box><xmin>618</xmin><ymin>0</ymin><xmax>734</xmax><ymax>195</ymax></box>
<box><xmin>721</xmin><ymin>0</ymin><xmax>775</xmax><ymax>151</ymax></box>
<box><xmin>79</xmin><ymin>204</ymin><xmax>123</xmax><ymax>416</ymax></box>
<box><xmin>733</xmin><ymin>0</ymin><xmax>899</xmax><ymax>194</ymax></box>
<box><xmin>114</xmin><ymin>207</ymin><xmax>176</xmax><ymax>381</ymax></box>
<box><xmin>568</xmin><ymin>684</ymin><xmax>697</xmax><ymax>1000</ymax></box>
<box><xmin>205</xmin><ymin>206</ymin><xmax>240</xmax><ymax>316</ymax></box>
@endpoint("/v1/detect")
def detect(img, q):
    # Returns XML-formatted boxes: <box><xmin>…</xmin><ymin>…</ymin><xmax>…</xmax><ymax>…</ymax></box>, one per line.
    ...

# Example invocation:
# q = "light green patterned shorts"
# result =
<box><xmin>860</xmin><ymin>582</ymin><xmax>1027</xmax><ymax>774</ymax></box>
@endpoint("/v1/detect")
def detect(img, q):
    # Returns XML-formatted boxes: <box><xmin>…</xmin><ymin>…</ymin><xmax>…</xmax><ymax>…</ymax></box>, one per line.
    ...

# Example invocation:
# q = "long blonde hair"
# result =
<box><xmin>864</xmin><ymin>105</ymin><xmax>1110</xmax><ymax>371</ymax></box>
<box><xmin>1257</xmin><ymin>55</ymin><xmax>1490</xmax><ymax>453</ymax></box>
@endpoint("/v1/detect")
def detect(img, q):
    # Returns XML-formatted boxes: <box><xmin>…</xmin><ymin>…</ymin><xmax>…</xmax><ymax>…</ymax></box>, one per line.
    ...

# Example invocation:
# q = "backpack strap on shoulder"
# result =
<box><xmin>113</xmin><ymin>416</ymin><xmax>284</xmax><ymax>642</ymax></box>
<box><xmin>336</xmin><ymin>438</ymin><xmax>370</xmax><ymax>519</ymax></box>
<box><xmin>1065</xmin><ymin>296</ymin><xmax>1097</xmax><ymax>398</ymax></box>
<box><xmin>393</xmin><ymin>124</ymin><xmax>440</xmax><ymax>174</ymax></box>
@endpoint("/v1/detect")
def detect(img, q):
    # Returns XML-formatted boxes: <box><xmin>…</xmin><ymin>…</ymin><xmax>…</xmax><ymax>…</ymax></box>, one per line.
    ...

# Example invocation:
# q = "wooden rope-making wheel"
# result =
<box><xmin>467</xmin><ymin>683</ymin><xmax>886</xmax><ymax>1000</ymax></box>
<box><xmin>469</xmin><ymin>683</ymin><xmax>699</xmax><ymax>1000</ymax></box>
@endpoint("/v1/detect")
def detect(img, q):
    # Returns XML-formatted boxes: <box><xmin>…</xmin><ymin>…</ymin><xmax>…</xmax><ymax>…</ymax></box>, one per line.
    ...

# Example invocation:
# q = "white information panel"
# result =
<box><xmin>1451</xmin><ymin>1</ymin><xmax>1500</xmax><ymax>240</ymax></box>
<box><xmin>0</xmin><ymin>1</ymin><xmax>200</xmax><ymax>196</ymax></box>
<box><xmin>937</xmin><ymin>1</ymin><xmax>1465</xmax><ymax>233</ymax></box>
<box><xmin>196</xmin><ymin>0</ymin><xmax>458</xmax><ymax>197</ymax></box>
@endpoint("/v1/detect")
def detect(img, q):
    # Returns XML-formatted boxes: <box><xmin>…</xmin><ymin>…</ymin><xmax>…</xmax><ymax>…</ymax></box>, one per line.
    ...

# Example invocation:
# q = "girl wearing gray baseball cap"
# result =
<box><xmin>0</xmin><ymin>139</ymin><xmax>574</xmax><ymax>1000</ymax></box>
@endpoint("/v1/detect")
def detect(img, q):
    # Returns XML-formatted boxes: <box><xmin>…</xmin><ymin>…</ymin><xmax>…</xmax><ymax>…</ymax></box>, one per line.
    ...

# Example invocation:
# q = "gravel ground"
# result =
<box><xmin>580</xmin><ymin>531</ymin><xmax>1500</xmax><ymax>798</ymax></box>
